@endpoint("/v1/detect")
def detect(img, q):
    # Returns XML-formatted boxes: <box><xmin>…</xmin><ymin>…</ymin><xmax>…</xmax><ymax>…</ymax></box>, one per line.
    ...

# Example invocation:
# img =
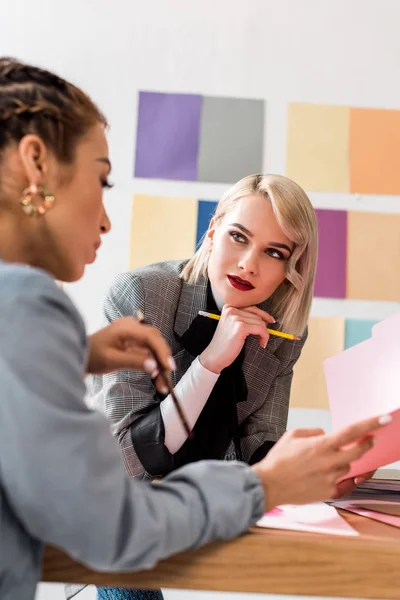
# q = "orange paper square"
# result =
<box><xmin>350</xmin><ymin>108</ymin><xmax>400</xmax><ymax>195</ymax></box>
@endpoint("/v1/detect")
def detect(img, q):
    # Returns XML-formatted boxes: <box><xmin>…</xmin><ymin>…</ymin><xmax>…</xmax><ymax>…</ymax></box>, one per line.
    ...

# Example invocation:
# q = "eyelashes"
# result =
<box><xmin>266</xmin><ymin>248</ymin><xmax>285</xmax><ymax>260</ymax></box>
<box><xmin>229</xmin><ymin>231</ymin><xmax>246</xmax><ymax>243</ymax></box>
<box><xmin>229</xmin><ymin>230</ymin><xmax>286</xmax><ymax>260</ymax></box>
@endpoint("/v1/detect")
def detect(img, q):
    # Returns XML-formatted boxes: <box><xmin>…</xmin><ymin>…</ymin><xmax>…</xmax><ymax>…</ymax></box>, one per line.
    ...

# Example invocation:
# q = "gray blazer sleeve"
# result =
<box><xmin>96</xmin><ymin>273</ymin><xmax>175</xmax><ymax>479</ymax></box>
<box><xmin>0</xmin><ymin>268</ymin><xmax>264</xmax><ymax>571</ymax></box>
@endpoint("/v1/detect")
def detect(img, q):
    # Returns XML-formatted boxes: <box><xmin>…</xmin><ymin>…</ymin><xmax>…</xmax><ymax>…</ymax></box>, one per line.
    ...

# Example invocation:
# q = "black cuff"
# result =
<box><xmin>248</xmin><ymin>440</ymin><xmax>275</xmax><ymax>465</ymax></box>
<box><xmin>130</xmin><ymin>407</ymin><xmax>175</xmax><ymax>477</ymax></box>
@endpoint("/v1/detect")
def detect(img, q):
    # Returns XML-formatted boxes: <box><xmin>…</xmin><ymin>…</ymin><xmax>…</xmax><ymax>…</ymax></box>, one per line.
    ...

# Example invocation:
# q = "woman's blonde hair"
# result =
<box><xmin>181</xmin><ymin>174</ymin><xmax>318</xmax><ymax>337</ymax></box>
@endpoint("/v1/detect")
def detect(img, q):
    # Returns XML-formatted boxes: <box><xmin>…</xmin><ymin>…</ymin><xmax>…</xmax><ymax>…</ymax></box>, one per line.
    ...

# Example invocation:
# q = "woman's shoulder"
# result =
<box><xmin>109</xmin><ymin>259</ymin><xmax>188</xmax><ymax>298</ymax></box>
<box><xmin>0</xmin><ymin>261</ymin><xmax>85</xmax><ymax>333</ymax></box>
<box><xmin>0</xmin><ymin>260</ymin><xmax>61</xmax><ymax>302</ymax></box>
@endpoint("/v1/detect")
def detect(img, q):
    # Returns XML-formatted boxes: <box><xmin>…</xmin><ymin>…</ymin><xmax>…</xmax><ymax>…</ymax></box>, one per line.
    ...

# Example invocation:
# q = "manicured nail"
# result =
<box><xmin>168</xmin><ymin>357</ymin><xmax>176</xmax><ymax>371</ymax></box>
<box><xmin>143</xmin><ymin>358</ymin><xmax>157</xmax><ymax>374</ymax></box>
<box><xmin>378</xmin><ymin>414</ymin><xmax>392</xmax><ymax>425</ymax></box>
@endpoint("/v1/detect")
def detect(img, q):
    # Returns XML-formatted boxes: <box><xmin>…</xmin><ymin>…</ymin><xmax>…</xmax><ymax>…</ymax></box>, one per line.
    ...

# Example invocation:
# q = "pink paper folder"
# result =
<box><xmin>324</xmin><ymin>312</ymin><xmax>400</xmax><ymax>479</ymax></box>
<box><xmin>333</xmin><ymin>501</ymin><xmax>400</xmax><ymax>529</ymax></box>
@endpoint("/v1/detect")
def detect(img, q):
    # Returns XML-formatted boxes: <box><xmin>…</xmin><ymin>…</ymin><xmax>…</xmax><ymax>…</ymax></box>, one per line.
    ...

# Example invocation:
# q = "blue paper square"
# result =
<box><xmin>196</xmin><ymin>200</ymin><xmax>218</xmax><ymax>247</ymax></box>
<box><xmin>344</xmin><ymin>319</ymin><xmax>378</xmax><ymax>349</ymax></box>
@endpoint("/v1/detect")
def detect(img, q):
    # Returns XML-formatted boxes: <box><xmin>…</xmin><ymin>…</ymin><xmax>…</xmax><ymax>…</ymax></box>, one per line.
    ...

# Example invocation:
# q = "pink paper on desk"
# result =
<box><xmin>256</xmin><ymin>502</ymin><xmax>358</xmax><ymax>536</ymax></box>
<box><xmin>333</xmin><ymin>501</ymin><xmax>400</xmax><ymax>529</ymax></box>
<box><xmin>324</xmin><ymin>312</ymin><xmax>400</xmax><ymax>479</ymax></box>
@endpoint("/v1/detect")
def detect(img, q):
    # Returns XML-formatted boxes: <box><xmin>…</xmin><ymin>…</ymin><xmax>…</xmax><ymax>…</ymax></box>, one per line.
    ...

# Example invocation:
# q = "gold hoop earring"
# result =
<box><xmin>20</xmin><ymin>184</ymin><xmax>56</xmax><ymax>217</ymax></box>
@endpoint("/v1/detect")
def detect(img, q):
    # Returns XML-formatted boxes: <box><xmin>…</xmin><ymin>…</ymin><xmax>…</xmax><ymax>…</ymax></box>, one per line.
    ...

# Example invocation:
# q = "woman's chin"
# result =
<box><xmin>58</xmin><ymin>262</ymin><xmax>85</xmax><ymax>283</ymax></box>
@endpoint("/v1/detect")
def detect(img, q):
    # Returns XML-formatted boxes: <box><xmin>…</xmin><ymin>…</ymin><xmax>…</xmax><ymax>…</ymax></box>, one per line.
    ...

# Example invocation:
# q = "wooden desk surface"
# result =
<box><xmin>42</xmin><ymin>511</ymin><xmax>400</xmax><ymax>599</ymax></box>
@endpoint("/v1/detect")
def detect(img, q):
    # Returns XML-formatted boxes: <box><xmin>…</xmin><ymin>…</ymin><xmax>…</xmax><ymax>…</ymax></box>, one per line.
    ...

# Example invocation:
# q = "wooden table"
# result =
<box><xmin>42</xmin><ymin>511</ymin><xmax>400</xmax><ymax>599</ymax></box>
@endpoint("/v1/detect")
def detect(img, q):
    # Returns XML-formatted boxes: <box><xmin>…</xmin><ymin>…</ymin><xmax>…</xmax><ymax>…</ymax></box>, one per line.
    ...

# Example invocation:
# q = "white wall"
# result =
<box><xmin>3</xmin><ymin>0</ymin><xmax>400</xmax><ymax>333</ymax></box>
<box><xmin>3</xmin><ymin>1</ymin><xmax>400</xmax><ymax>598</ymax></box>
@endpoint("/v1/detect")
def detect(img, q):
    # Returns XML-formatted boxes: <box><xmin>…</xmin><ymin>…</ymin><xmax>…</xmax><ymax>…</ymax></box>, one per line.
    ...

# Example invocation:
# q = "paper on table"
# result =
<box><xmin>256</xmin><ymin>502</ymin><xmax>358</xmax><ymax>536</ymax></box>
<box><xmin>333</xmin><ymin>501</ymin><xmax>400</xmax><ymax>529</ymax></box>
<box><xmin>324</xmin><ymin>312</ymin><xmax>400</xmax><ymax>479</ymax></box>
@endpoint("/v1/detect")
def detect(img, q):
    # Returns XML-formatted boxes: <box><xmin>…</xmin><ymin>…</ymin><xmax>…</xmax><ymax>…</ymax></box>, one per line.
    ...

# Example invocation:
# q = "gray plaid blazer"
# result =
<box><xmin>90</xmin><ymin>260</ymin><xmax>307</xmax><ymax>479</ymax></box>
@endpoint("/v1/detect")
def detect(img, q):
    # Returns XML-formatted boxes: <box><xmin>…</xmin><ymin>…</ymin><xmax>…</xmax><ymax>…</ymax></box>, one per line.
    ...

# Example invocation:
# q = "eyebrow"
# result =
<box><xmin>229</xmin><ymin>222</ymin><xmax>293</xmax><ymax>254</ymax></box>
<box><xmin>96</xmin><ymin>157</ymin><xmax>112</xmax><ymax>172</ymax></box>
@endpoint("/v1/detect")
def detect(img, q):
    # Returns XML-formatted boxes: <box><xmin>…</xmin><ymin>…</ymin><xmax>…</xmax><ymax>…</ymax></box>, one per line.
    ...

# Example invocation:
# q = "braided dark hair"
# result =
<box><xmin>0</xmin><ymin>57</ymin><xmax>107</xmax><ymax>162</ymax></box>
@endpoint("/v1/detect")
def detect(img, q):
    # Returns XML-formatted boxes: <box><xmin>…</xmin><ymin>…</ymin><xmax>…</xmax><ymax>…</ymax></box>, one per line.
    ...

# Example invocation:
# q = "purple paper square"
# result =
<box><xmin>134</xmin><ymin>91</ymin><xmax>202</xmax><ymax>181</ymax></box>
<box><xmin>314</xmin><ymin>209</ymin><xmax>347</xmax><ymax>298</ymax></box>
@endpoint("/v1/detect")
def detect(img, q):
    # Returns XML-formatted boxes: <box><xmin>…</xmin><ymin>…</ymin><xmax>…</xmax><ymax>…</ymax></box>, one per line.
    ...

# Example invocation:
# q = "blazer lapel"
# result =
<box><xmin>173</xmin><ymin>275</ymin><xmax>208</xmax><ymax>339</ymax></box>
<box><xmin>241</xmin><ymin>298</ymin><xmax>282</xmax><ymax>410</ymax></box>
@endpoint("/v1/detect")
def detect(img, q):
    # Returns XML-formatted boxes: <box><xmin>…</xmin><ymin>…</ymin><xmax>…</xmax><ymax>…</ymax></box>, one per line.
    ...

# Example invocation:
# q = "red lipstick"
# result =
<box><xmin>227</xmin><ymin>275</ymin><xmax>255</xmax><ymax>291</ymax></box>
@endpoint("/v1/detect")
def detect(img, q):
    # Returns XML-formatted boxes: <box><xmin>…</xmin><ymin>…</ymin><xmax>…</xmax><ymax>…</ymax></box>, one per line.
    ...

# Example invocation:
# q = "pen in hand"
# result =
<box><xmin>136</xmin><ymin>310</ymin><xmax>193</xmax><ymax>439</ymax></box>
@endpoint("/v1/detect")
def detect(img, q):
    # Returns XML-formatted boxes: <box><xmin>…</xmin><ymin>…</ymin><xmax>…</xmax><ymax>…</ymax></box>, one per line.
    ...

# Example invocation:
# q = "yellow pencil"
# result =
<box><xmin>198</xmin><ymin>311</ymin><xmax>300</xmax><ymax>341</ymax></box>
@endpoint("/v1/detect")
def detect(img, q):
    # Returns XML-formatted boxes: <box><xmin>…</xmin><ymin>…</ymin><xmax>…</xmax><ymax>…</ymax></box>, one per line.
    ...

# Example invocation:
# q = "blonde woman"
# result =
<box><xmin>94</xmin><ymin>173</ymin><xmax>318</xmax><ymax>482</ymax></box>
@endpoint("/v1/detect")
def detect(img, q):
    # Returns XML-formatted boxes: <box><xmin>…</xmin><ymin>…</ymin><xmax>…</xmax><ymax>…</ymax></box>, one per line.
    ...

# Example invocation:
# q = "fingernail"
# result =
<box><xmin>161</xmin><ymin>386</ymin><xmax>169</xmax><ymax>395</ymax></box>
<box><xmin>168</xmin><ymin>357</ymin><xmax>176</xmax><ymax>371</ymax></box>
<box><xmin>378</xmin><ymin>414</ymin><xmax>392</xmax><ymax>425</ymax></box>
<box><xmin>151</xmin><ymin>368</ymin><xmax>159</xmax><ymax>379</ymax></box>
<box><xmin>143</xmin><ymin>358</ymin><xmax>157</xmax><ymax>374</ymax></box>
<box><xmin>371</xmin><ymin>436</ymin><xmax>377</xmax><ymax>445</ymax></box>
<box><xmin>263</xmin><ymin>341</ymin><xmax>268</xmax><ymax>349</ymax></box>
<box><xmin>271</xmin><ymin>317</ymin><xmax>276</xmax><ymax>323</ymax></box>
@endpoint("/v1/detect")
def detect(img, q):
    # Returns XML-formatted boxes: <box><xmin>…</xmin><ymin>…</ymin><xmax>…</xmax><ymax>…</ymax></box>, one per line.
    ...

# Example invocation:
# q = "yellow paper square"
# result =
<box><xmin>347</xmin><ymin>211</ymin><xmax>400</xmax><ymax>302</ymax></box>
<box><xmin>286</xmin><ymin>103</ymin><xmax>349</xmax><ymax>192</ymax></box>
<box><xmin>129</xmin><ymin>195</ymin><xmax>198</xmax><ymax>269</ymax></box>
<box><xmin>290</xmin><ymin>317</ymin><xmax>345</xmax><ymax>409</ymax></box>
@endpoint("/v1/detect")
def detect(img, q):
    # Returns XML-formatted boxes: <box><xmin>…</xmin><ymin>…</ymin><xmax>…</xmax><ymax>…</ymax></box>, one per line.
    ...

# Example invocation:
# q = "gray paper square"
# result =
<box><xmin>197</xmin><ymin>96</ymin><xmax>265</xmax><ymax>184</ymax></box>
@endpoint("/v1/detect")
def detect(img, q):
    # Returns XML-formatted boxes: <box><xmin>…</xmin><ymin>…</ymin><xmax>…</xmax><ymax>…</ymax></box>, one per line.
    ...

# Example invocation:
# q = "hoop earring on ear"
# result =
<box><xmin>20</xmin><ymin>184</ymin><xmax>56</xmax><ymax>217</ymax></box>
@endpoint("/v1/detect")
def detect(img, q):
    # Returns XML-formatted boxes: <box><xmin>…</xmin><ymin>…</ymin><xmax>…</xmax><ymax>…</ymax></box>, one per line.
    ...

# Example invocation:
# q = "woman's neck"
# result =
<box><xmin>210</xmin><ymin>284</ymin><xmax>225</xmax><ymax>311</ymax></box>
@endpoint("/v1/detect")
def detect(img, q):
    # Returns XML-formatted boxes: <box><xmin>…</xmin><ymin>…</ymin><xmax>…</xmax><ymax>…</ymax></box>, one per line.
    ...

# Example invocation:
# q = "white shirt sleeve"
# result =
<box><xmin>160</xmin><ymin>357</ymin><xmax>219</xmax><ymax>454</ymax></box>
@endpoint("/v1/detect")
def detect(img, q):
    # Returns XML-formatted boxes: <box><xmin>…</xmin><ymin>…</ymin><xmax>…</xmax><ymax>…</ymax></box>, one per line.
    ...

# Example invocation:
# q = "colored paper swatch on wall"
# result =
<box><xmin>134</xmin><ymin>92</ymin><xmax>202</xmax><ymax>181</ymax></box>
<box><xmin>350</xmin><ymin>108</ymin><xmax>400</xmax><ymax>195</ymax></box>
<box><xmin>290</xmin><ymin>317</ymin><xmax>345</xmax><ymax>409</ymax></box>
<box><xmin>134</xmin><ymin>91</ymin><xmax>265</xmax><ymax>184</ymax></box>
<box><xmin>314</xmin><ymin>209</ymin><xmax>347</xmax><ymax>298</ymax></box>
<box><xmin>197</xmin><ymin>96</ymin><xmax>264</xmax><ymax>183</ymax></box>
<box><xmin>347</xmin><ymin>211</ymin><xmax>400</xmax><ymax>302</ymax></box>
<box><xmin>344</xmin><ymin>319</ymin><xmax>378</xmax><ymax>349</ymax></box>
<box><xmin>286</xmin><ymin>103</ymin><xmax>349</xmax><ymax>192</ymax></box>
<box><xmin>130</xmin><ymin>195</ymin><xmax>198</xmax><ymax>269</ymax></box>
<box><xmin>196</xmin><ymin>200</ymin><xmax>218</xmax><ymax>247</ymax></box>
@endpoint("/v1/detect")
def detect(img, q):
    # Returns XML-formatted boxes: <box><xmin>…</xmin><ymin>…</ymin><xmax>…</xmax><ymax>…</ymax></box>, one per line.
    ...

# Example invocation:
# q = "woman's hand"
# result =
<box><xmin>332</xmin><ymin>470</ymin><xmax>376</xmax><ymax>499</ymax></box>
<box><xmin>200</xmin><ymin>305</ymin><xmax>275</xmax><ymax>374</ymax></box>
<box><xmin>252</xmin><ymin>415</ymin><xmax>389</xmax><ymax>511</ymax></box>
<box><xmin>87</xmin><ymin>317</ymin><xmax>175</xmax><ymax>393</ymax></box>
